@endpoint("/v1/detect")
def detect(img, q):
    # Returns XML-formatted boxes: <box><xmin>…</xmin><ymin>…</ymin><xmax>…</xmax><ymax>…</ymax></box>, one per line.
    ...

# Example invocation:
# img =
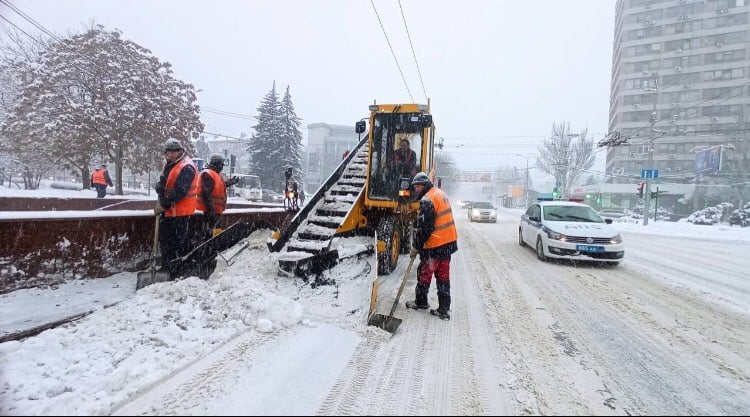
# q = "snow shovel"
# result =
<box><xmin>367</xmin><ymin>253</ymin><xmax>416</xmax><ymax>333</ymax></box>
<box><xmin>135</xmin><ymin>215</ymin><xmax>170</xmax><ymax>290</ymax></box>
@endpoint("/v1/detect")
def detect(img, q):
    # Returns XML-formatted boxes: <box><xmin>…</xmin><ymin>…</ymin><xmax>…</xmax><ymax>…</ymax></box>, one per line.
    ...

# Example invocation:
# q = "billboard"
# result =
<box><xmin>455</xmin><ymin>171</ymin><xmax>492</xmax><ymax>183</ymax></box>
<box><xmin>694</xmin><ymin>146</ymin><xmax>722</xmax><ymax>174</ymax></box>
<box><xmin>509</xmin><ymin>186</ymin><xmax>524</xmax><ymax>198</ymax></box>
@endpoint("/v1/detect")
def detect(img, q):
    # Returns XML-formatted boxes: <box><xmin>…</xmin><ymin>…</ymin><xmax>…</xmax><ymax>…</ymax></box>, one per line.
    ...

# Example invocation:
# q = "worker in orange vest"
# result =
<box><xmin>90</xmin><ymin>164</ymin><xmax>113</xmax><ymax>198</ymax></box>
<box><xmin>405</xmin><ymin>172</ymin><xmax>459</xmax><ymax>321</ymax></box>
<box><xmin>154</xmin><ymin>138</ymin><xmax>198</xmax><ymax>279</ymax></box>
<box><xmin>194</xmin><ymin>153</ymin><xmax>238</xmax><ymax>279</ymax></box>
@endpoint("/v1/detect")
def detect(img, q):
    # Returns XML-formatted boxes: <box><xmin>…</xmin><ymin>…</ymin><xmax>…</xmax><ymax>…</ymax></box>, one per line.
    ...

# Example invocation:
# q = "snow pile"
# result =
<box><xmin>0</xmin><ymin>231</ymin><xmax>377</xmax><ymax>415</ymax></box>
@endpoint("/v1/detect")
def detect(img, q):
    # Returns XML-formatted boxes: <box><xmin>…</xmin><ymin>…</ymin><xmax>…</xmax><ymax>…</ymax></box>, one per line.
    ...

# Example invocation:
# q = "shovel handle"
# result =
<box><xmin>386</xmin><ymin>255</ymin><xmax>416</xmax><ymax>320</ymax></box>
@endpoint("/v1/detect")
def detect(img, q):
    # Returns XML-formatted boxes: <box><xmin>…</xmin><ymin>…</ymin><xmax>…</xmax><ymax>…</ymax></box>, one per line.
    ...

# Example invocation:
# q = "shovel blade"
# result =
<box><xmin>135</xmin><ymin>270</ymin><xmax>171</xmax><ymax>290</ymax></box>
<box><xmin>367</xmin><ymin>313</ymin><xmax>403</xmax><ymax>333</ymax></box>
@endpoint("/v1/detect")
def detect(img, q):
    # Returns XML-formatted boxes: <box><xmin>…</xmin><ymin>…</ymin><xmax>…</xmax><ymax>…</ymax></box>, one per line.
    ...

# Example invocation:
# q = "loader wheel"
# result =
<box><xmin>399</xmin><ymin>221</ymin><xmax>412</xmax><ymax>254</ymax></box>
<box><xmin>377</xmin><ymin>216</ymin><xmax>400</xmax><ymax>275</ymax></box>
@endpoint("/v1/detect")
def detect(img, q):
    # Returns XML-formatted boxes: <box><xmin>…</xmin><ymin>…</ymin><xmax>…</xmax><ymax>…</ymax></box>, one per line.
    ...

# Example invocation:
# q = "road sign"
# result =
<box><xmin>641</xmin><ymin>169</ymin><xmax>659</xmax><ymax>179</ymax></box>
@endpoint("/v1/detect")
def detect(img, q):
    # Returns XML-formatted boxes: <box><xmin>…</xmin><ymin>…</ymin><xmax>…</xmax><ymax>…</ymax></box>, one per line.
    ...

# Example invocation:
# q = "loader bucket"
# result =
<box><xmin>135</xmin><ymin>269</ymin><xmax>171</xmax><ymax>290</ymax></box>
<box><xmin>367</xmin><ymin>313</ymin><xmax>403</xmax><ymax>333</ymax></box>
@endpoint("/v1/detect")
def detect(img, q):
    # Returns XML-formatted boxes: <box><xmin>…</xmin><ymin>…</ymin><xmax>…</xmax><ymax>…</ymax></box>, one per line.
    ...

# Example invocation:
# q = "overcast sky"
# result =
<box><xmin>2</xmin><ymin>0</ymin><xmax>615</xmax><ymax>187</ymax></box>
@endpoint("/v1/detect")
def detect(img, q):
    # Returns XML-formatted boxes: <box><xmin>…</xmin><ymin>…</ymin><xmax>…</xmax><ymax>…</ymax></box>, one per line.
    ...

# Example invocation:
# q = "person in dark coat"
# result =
<box><xmin>405</xmin><ymin>172</ymin><xmax>459</xmax><ymax>320</ymax></box>
<box><xmin>154</xmin><ymin>138</ymin><xmax>198</xmax><ymax>279</ymax></box>
<box><xmin>194</xmin><ymin>153</ymin><xmax>238</xmax><ymax>279</ymax></box>
<box><xmin>393</xmin><ymin>138</ymin><xmax>418</xmax><ymax>179</ymax></box>
<box><xmin>91</xmin><ymin>164</ymin><xmax>113</xmax><ymax>198</ymax></box>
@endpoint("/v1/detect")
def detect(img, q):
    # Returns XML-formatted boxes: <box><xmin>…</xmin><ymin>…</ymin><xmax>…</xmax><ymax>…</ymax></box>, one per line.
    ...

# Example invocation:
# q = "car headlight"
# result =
<box><xmin>610</xmin><ymin>234</ymin><xmax>622</xmax><ymax>244</ymax></box>
<box><xmin>543</xmin><ymin>226</ymin><xmax>567</xmax><ymax>241</ymax></box>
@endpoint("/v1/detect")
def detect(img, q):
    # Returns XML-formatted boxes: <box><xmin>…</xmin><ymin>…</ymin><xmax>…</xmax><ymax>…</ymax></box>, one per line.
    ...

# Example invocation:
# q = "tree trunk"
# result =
<box><xmin>81</xmin><ymin>167</ymin><xmax>91</xmax><ymax>189</ymax></box>
<box><xmin>115</xmin><ymin>145</ymin><xmax>123</xmax><ymax>195</ymax></box>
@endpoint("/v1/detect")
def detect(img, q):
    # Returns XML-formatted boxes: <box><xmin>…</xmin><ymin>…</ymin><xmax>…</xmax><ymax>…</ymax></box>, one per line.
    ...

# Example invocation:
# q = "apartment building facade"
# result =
<box><xmin>305</xmin><ymin>123</ymin><xmax>361</xmax><ymax>193</ymax></box>
<box><xmin>607</xmin><ymin>0</ymin><xmax>749</xmax><ymax>189</ymax></box>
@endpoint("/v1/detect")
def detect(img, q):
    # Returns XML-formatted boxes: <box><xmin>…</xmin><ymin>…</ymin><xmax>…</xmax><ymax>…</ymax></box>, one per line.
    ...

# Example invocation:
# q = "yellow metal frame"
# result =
<box><xmin>362</xmin><ymin>102</ymin><xmax>435</xmax><ymax>212</ymax></box>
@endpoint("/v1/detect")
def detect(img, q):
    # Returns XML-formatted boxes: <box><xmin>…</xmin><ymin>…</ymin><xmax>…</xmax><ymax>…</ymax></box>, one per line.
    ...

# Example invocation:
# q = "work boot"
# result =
<box><xmin>405</xmin><ymin>300</ymin><xmax>429</xmax><ymax>310</ymax></box>
<box><xmin>433</xmin><ymin>282</ymin><xmax>451</xmax><ymax>320</ymax></box>
<box><xmin>430</xmin><ymin>308</ymin><xmax>450</xmax><ymax>321</ymax></box>
<box><xmin>405</xmin><ymin>282</ymin><xmax>429</xmax><ymax>310</ymax></box>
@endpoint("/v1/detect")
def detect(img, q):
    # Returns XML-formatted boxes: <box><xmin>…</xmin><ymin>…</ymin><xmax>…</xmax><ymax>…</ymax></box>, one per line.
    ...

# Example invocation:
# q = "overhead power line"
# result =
<box><xmin>202</xmin><ymin>107</ymin><xmax>255</xmax><ymax>121</ymax></box>
<box><xmin>397</xmin><ymin>0</ymin><xmax>428</xmax><ymax>102</ymax></box>
<box><xmin>0</xmin><ymin>0</ymin><xmax>109</xmax><ymax>75</ymax></box>
<box><xmin>370</xmin><ymin>0</ymin><xmax>414</xmax><ymax>102</ymax></box>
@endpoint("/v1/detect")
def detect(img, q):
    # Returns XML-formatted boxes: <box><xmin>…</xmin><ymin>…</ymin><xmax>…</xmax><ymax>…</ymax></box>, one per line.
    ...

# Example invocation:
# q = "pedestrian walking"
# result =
<box><xmin>91</xmin><ymin>164</ymin><xmax>113</xmax><ymax>198</ymax></box>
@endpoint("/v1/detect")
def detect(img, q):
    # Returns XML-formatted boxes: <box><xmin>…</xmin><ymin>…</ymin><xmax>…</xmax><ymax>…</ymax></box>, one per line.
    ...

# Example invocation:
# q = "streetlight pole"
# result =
<box><xmin>643</xmin><ymin>73</ymin><xmax>659</xmax><ymax>226</ymax></box>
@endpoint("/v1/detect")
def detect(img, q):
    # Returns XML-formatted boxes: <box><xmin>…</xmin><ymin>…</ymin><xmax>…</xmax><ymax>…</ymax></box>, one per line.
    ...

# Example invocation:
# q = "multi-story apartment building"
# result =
<box><xmin>305</xmin><ymin>123</ymin><xmax>361</xmax><ymax>193</ymax></box>
<box><xmin>607</xmin><ymin>0</ymin><xmax>749</xmax><ymax>187</ymax></box>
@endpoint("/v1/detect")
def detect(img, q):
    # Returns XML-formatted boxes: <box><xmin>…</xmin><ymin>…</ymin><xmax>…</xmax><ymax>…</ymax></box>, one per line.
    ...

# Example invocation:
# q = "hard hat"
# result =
<box><xmin>164</xmin><ymin>138</ymin><xmax>183</xmax><ymax>151</ymax></box>
<box><xmin>411</xmin><ymin>172</ymin><xmax>432</xmax><ymax>187</ymax></box>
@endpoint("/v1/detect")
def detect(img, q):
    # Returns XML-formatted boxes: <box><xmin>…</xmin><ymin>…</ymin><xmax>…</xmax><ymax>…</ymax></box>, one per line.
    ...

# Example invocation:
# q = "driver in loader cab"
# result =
<box><xmin>393</xmin><ymin>138</ymin><xmax>418</xmax><ymax>179</ymax></box>
<box><xmin>405</xmin><ymin>172</ymin><xmax>458</xmax><ymax>321</ymax></box>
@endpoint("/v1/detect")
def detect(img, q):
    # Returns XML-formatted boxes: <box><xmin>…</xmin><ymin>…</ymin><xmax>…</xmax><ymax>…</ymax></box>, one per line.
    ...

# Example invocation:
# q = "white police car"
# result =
<box><xmin>519</xmin><ymin>201</ymin><xmax>624</xmax><ymax>265</ymax></box>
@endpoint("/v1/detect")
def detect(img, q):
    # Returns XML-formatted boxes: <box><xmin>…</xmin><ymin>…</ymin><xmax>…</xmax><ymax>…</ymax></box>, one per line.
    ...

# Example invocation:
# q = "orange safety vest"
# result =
<box><xmin>164</xmin><ymin>156</ymin><xmax>198</xmax><ymax>217</ymax></box>
<box><xmin>91</xmin><ymin>169</ymin><xmax>107</xmax><ymax>186</ymax></box>
<box><xmin>423</xmin><ymin>187</ymin><xmax>458</xmax><ymax>249</ymax></box>
<box><xmin>196</xmin><ymin>169</ymin><xmax>227</xmax><ymax>214</ymax></box>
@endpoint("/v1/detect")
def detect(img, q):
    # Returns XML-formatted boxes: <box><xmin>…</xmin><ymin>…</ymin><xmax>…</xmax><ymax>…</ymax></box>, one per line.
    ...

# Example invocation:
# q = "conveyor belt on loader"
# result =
<box><xmin>269</xmin><ymin>140</ymin><xmax>372</xmax><ymax>277</ymax></box>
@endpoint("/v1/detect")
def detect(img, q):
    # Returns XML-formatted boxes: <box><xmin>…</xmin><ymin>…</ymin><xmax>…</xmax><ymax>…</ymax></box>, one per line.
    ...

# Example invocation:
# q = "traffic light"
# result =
<box><xmin>651</xmin><ymin>191</ymin><xmax>657</xmax><ymax>198</ymax></box>
<box><xmin>637</xmin><ymin>182</ymin><xmax>644</xmax><ymax>198</ymax></box>
<box><xmin>552</xmin><ymin>187</ymin><xmax>559</xmax><ymax>199</ymax></box>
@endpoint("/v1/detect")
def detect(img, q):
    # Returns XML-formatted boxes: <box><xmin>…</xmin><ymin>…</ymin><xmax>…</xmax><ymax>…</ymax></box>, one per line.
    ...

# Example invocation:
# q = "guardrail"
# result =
<box><xmin>0</xmin><ymin>200</ymin><xmax>290</xmax><ymax>293</ymax></box>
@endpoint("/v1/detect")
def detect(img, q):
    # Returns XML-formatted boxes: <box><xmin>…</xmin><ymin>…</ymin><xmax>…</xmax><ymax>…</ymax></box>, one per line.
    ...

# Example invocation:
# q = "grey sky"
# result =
<box><xmin>2</xmin><ymin>0</ymin><xmax>615</xmax><ymax>187</ymax></box>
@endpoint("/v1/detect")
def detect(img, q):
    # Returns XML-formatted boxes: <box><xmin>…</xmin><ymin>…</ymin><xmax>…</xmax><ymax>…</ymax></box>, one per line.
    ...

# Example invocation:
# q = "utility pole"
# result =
<box><xmin>643</xmin><ymin>73</ymin><xmax>659</xmax><ymax>226</ymax></box>
<box><xmin>525</xmin><ymin>158</ymin><xmax>530</xmax><ymax>207</ymax></box>
<box><xmin>516</xmin><ymin>153</ymin><xmax>534</xmax><ymax>207</ymax></box>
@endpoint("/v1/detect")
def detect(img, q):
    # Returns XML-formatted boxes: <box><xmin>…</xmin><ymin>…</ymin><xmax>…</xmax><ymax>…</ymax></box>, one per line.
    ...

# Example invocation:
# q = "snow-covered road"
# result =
<box><xmin>107</xmin><ymin>213</ymin><xmax>750</xmax><ymax>415</ymax></box>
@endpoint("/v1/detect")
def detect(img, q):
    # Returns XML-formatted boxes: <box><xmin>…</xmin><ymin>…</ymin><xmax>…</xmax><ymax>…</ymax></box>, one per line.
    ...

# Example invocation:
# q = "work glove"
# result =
<box><xmin>154</xmin><ymin>203</ymin><xmax>165</xmax><ymax>215</ymax></box>
<box><xmin>226</xmin><ymin>176</ymin><xmax>239</xmax><ymax>187</ymax></box>
<box><xmin>410</xmin><ymin>247</ymin><xmax>418</xmax><ymax>259</ymax></box>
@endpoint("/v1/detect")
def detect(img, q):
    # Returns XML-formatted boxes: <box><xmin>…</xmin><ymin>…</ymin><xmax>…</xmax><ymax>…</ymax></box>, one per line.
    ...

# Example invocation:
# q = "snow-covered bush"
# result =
<box><xmin>729</xmin><ymin>203</ymin><xmax>750</xmax><ymax>227</ymax></box>
<box><xmin>50</xmin><ymin>182</ymin><xmax>83</xmax><ymax>191</ymax></box>
<box><xmin>687</xmin><ymin>202</ymin><xmax>734</xmax><ymax>225</ymax></box>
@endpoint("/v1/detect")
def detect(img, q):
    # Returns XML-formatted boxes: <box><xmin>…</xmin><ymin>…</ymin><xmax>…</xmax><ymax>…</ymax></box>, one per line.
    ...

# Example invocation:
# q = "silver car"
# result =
<box><xmin>519</xmin><ymin>201</ymin><xmax>624</xmax><ymax>265</ymax></box>
<box><xmin>468</xmin><ymin>201</ymin><xmax>497</xmax><ymax>223</ymax></box>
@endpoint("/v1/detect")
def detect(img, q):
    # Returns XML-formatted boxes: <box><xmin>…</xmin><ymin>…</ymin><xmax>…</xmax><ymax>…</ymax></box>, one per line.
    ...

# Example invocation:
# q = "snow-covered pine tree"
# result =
<box><xmin>247</xmin><ymin>82</ymin><xmax>286</xmax><ymax>190</ymax></box>
<box><xmin>279</xmin><ymin>85</ymin><xmax>304</xmax><ymax>190</ymax></box>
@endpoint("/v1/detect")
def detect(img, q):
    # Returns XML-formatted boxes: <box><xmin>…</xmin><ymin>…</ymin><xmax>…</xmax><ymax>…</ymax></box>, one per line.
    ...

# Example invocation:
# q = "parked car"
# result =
<box><xmin>262</xmin><ymin>189</ymin><xmax>284</xmax><ymax>203</ymax></box>
<box><xmin>468</xmin><ymin>201</ymin><xmax>497</xmax><ymax>223</ymax></box>
<box><xmin>598</xmin><ymin>208</ymin><xmax>626</xmax><ymax>221</ymax></box>
<box><xmin>519</xmin><ymin>201</ymin><xmax>624</xmax><ymax>265</ymax></box>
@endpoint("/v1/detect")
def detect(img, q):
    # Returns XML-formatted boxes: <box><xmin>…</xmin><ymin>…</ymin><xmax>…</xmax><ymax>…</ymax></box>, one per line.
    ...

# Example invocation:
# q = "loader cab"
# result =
<box><xmin>366</xmin><ymin>105</ymin><xmax>434</xmax><ymax>204</ymax></box>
